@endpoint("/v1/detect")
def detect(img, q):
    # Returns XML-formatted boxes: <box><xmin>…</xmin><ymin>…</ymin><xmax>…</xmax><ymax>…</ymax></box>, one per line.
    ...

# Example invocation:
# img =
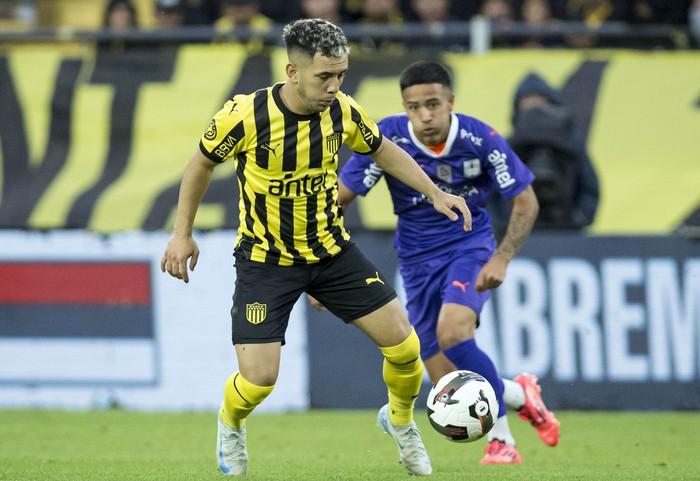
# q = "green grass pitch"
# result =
<box><xmin>1</xmin><ymin>409</ymin><xmax>698</xmax><ymax>480</ymax></box>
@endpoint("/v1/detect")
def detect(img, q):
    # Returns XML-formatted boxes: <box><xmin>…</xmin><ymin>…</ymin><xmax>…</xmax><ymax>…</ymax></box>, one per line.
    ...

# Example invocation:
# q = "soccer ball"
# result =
<box><xmin>426</xmin><ymin>370</ymin><xmax>498</xmax><ymax>443</ymax></box>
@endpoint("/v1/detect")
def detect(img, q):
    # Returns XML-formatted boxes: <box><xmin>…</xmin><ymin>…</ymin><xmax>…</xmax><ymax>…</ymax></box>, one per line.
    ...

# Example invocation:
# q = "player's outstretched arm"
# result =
<box><xmin>369</xmin><ymin>138</ymin><xmax>471</xmax><ymax>231</ymax></box>
<box><xmin>475</xmin><ymin>185</ymin><xmax>539</xmax><ymax>292</ymax></box>
<box><xmin>161</xmin><ymin>150</ymin><xmax>218</xmax><ymax>283</ymax></box>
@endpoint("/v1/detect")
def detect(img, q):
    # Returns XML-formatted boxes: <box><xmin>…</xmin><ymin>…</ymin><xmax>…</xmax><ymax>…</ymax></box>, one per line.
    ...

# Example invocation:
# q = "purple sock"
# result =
<box><xmin>443</xmin><ymin>338</ymin><xmax>506</xmax><ymax>417</ymax></box>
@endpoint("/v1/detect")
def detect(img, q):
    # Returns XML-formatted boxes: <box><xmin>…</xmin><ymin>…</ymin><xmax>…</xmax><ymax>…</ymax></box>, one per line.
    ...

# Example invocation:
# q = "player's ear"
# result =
<box><xmin>286</xmin><ymin>63</ymin><xmax>299</xmax><ymax>83</ymax></box>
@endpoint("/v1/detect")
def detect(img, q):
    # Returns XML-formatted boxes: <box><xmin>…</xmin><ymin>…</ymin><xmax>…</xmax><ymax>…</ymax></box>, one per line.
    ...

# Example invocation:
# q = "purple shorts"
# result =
<box><xmin>399</xmin><ymin>246</ymin><xmax>493</xmax><ymax>360</ymax></box>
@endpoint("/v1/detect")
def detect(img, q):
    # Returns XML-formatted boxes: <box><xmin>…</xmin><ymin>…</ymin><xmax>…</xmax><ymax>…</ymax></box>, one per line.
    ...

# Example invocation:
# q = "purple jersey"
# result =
<box><xmin>340</xmin><ymin>112</ymin><xmax>534</xmax><ymax>263</ymax></box>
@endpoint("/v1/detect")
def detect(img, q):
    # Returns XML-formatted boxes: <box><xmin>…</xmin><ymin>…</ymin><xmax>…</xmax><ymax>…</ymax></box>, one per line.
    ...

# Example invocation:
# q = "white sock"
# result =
<box><xmin>502</xmin><ymin>378</ymin><xmax>525</xmax><ymax>410</ymax></box>
<box><xmin>488</xmin><ymin>414</ymin><xmax>516</xmax><ymax>446</ymax></box>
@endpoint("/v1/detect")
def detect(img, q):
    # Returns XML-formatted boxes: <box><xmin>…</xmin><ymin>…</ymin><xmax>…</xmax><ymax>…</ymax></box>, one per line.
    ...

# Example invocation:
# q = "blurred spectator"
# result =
<box><xmin>406</xmin><ymin>0</ymin><xmax>465</xmax><ymax>50</ymax></box>
<box><xmin>555</xmin><ymin>0</ymin><xmax>627</xmax><ymax>47</ymax></box>
<box><xmin>410</xmin><ymin>0</ymin><xmax>456</xmax><ymax>24</ymax></box>
<box><xmin>258</xmin><ymin>0</ymin><xmax>300</xmax><ymax>23</ymax></box>
<box><xmin>0</xmin><ymin>0</ymin><xmax>35</xmax><ymax>29</ymax></box>
<box><xmin>0</xmin><ymin>0</ymin><xmax>13</xmax><ymax>18</ymax></box>
<box><xmin>691</xmin><ymin>0</ymin><xmax>700</xmax><ymax>46</ymax></box>
<box><xmin>627</xmin><ymin>0</ymin><xmax>692</xmax><ymax>48</ymax></box>
<box><xmin>512</xmin><ymin>72</ymin><xmax>599</xmax><ymax>229</ymax></box>
<box><xmin>180</xmin><ymin>0</ymin><xmax>219</xmax><ymax>25</ymax></box>
<box><xmin>561</xmin><ymin>0</ymin><xmax>626</xmax><ymax>25</ymax></box>
<box><xmin>449</xmin><ymin>0</ymin><xmax>481</xmax><ymax>21</ymax></box>
<box><xmin>341</xmin><ymin>0</ymin><xmax>365</xmax><ymax>22</ymax></box>
<box><xmin>558</xmin><ymin>0</ymin><xmax>629</xmax><ymax>48</ymax></box>
<box><xmin>355</xmin><ymin>0</ymin><xmax>405</xmax><ymax>52</ymax></box>
<box><xmin>479</xmin><ymin>0</ymin><xmax>515</xmax><ymax>47</ymax></box>
<box><xmin>358</xmin><ymin>0</ymin><xmax>404</xmax><ymax>24</ymax></box>
<box><xmin>480</xmin><ymin>0</ymin><xmax>514</xmax><ymax>28</ymax></box>
<box><xmin>215</xmin><ymin>0</ymin><xmax>272</xmax><ymax>52</ymax></box>
<box><xmin>103</xmin><ymin>0</ymin><xmax>138</xmax><ymax>30</ymax></box>
<box><xmin>630</xmin><ymin>0</ymin><xmax>691</xmax><ymax>25</ymax></box>
<box><xmin>518</xmin><ymin>0</ymin><xmax>563</xmax><ymax>48</ymax></box>
<box><xmin>491</xmin><ymin>72</ymin><xmax>600</xmax><ymax>232</ymax></box>
<box><xmin>215</xmin><ymin>0</ymin><xmax>271</xmax><ymax>30</ymax></box>
<box><xmin>300</xmin><ymin>0</ymin><xmax>345</xmax><ymax>24</ymax></box>
<box><xmin>99</xmin><ymin>0</ymin><xmax>139</xmax><ymax>51</ymax></box>
<box><xmin>155</xmin><ymin>0</ymin><xmax>185</xmax><ymax>28</ymax></box>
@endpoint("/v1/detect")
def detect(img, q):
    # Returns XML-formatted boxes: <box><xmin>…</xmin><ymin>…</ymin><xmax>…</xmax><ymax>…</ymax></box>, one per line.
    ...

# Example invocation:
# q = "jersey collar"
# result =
<box><xmin>407</xmin><ymin>113</ymin><xmax>459</xmax><ymax>158</ymax></box>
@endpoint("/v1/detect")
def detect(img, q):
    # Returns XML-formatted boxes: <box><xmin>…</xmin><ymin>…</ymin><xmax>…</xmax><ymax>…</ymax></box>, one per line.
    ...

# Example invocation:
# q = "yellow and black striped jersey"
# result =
<box><xmin>199</xmin><ymin>83</ymin><xmax>383</xmax><ymax>266</ymax></box>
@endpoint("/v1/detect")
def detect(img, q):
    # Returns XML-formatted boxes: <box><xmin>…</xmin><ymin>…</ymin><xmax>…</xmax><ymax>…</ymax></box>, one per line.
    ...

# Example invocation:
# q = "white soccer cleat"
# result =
<box><xmin>217</xmin><ymin>412</ymin><xmax>248</xmax><ymax>476</ymax></box>
<box><xmin>377</xmin><ymin>404</ymin><xmax>433</xmax><ymax>476</ymax></box>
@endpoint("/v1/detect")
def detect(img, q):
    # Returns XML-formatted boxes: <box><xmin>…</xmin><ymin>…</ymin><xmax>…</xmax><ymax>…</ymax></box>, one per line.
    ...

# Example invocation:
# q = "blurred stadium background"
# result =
<box><xmin>0</xmin><ymin>0</ymin><xmax>699</xmax><ymax>413</ymax></box>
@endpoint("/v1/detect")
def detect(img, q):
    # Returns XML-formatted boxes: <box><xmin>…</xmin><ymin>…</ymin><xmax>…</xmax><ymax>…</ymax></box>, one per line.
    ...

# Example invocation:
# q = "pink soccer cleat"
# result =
<box><xmin>480</xmin><ymin>439</ymin><xmax>522</xmax><ymax>464</ymax></box>
<box><xmin>514</xmin><ymin>373</ymin><xmax>560</xmax><ymax>447</ymax></box>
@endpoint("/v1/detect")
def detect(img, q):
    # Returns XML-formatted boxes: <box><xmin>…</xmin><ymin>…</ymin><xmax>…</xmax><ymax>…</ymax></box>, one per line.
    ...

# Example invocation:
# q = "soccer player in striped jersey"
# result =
<box><xmin>337</xmin><ymin>61</ymin><xmax>560</xmax><ymax>464</ymax></box>
<box><xmin>161</xmin><ymin>19</ymin><xmax>471</xmax><ymax>477</ymax></box>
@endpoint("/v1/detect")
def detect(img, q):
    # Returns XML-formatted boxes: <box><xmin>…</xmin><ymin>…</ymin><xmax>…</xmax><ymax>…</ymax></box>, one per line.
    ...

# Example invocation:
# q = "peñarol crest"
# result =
<box><xmin>326</xmin><ymin>133</ymin><xmax>341</xmax><ymax>155</ymax></box>
<box><xmin>246</xmin><ymin>302</ymin><xmax>267</xmax><ymax>324</ymax></box>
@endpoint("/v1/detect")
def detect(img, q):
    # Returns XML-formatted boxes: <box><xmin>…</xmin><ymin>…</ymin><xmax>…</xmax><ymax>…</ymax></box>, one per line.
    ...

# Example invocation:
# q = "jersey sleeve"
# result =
<box><xmin>340</xmin><ymin>93</ymin><xmax>383</xmax><ymax>155</ymax></box>
<box><xmin>340</xmin><ymin>152</ymin><xmax>384</xmax><ymax>196</ymax></box>
<box><xmin>481</xmin><ymin>123</ymin><xmax>535</xmax><ymax>200</ymax></box>
<box><xmin>198</xmin><ymin>97</ymin><xmax>247</xmax><ymax>163</ymax></box>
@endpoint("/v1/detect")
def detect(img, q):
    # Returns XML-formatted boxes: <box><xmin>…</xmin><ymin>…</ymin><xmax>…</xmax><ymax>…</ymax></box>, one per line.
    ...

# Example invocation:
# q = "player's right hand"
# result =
<box><xmin>432</xmin><ymin>191</ymin><xmax>472</xmax><ymax>231</ymax></box>
<box><xmin>161</xmin><ymin>234</ymin><xmax>200</xmax><ymax>283</ymax></box>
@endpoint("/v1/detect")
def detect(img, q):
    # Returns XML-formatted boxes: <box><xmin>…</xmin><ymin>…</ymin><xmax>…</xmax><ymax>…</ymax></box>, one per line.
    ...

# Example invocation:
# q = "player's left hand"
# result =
<box><xmin>432</xmin><ymin>191</ymin><xmax>472</xmax><ymax>231</ymax></box>
<box><xmin>475</xmin><ymin>253</ymin><xmax>508</xmax><ymax>292</ymax></box>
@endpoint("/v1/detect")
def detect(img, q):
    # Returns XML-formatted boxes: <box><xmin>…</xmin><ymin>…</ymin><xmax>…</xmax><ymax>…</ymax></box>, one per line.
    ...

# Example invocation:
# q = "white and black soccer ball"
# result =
<box><xmin>426</xmin><ymin>370</ymin><xmax>498</xmax><ymax>443</ymax></box>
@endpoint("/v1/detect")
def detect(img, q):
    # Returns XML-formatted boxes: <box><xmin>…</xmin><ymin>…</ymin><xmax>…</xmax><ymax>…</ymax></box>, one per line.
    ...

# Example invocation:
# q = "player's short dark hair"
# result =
<box><xmin>282</xmin><ymin>18</ymin><xmax>350</xmax><ymax>59</ymax></box>
<box><xmin>399</xmin><ymin>61</ymin><xmax>452</xmax><ymax>91</ymax></box>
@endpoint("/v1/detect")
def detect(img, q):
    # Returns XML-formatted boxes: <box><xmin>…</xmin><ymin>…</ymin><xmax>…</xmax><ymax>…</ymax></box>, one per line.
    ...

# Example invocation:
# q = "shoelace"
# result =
<box><xmin>222</xmin><ymin>429</ymin><xmax>247</xmax><ymax>459</ymax></box>
<box><xmin>397</xmin><ymin>425</ymin><xmax>429</xmax><ymax>459</ymax></box>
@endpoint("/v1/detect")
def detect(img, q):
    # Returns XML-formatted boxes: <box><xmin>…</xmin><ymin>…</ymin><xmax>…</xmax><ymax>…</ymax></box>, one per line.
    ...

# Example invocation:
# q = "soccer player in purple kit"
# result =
<box><xmin>337</xmin><ymin>61</ymin><xmax>560</xmax><ymax>464</ymax></box>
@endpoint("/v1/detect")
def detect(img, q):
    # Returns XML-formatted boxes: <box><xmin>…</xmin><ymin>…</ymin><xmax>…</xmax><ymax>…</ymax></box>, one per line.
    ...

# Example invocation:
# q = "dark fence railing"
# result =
<box><xmin>0</xmin><ymin>19</ymin><xmax>695</xmax><ymax>51</ymax></box>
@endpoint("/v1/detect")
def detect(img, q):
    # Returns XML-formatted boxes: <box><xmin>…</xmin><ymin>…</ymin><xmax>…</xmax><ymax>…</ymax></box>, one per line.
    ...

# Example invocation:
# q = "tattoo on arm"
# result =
<box><xmin>497</xmin><ymin>208</ymin><xmax>535</xmax><ymax>261</ymax></box>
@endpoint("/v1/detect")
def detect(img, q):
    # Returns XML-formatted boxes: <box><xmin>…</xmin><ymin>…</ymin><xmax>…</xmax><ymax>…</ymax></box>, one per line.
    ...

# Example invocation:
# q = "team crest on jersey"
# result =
<box><xmin>204</xmin><ymin>120</ymin><xmax>217</xmax><ymax>140</ymax></box>
<box><xmin>326</xmin><ymin>133</ymin><xmax>341</xmax><ymax>155</ymax></box>
<box><xmin>436</xmin><ymin>164</ymin><xmax>453</xmax><ymax>183</ymax></box>
<box><xmin>246</xmin><ymin>302</ymin><xmax>267</xmax><ymax>324</ymax></box>
<box><xmin>463</xmin><ymin>159</ymin><xmax>481</xmax><ymax>178</ymax></box>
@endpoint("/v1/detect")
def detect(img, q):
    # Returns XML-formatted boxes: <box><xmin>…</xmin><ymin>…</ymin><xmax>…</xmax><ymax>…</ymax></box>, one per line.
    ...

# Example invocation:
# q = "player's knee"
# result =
<box><xmin>224</xmin><ymin>372</ymin><xmax>275</xmax><ymax>410</ymax></box>
<box><xmin>381</xmin><ymin>328</ymin><xmax>421</xmax><ymax>365</ymax></box>
<box><xmin>436</xmin><ymin>326</ymin><xmax>472</xmax><ymax>350</ymax></box>
<box><xmin>436</xmin><ymin>316</ymin><xmax>475</xmax><ymax>349</ymax></box>
<box><xmin>239</xmin><ymin>369</ymin><xmax>279</xmax><ymax>388</ymax></box>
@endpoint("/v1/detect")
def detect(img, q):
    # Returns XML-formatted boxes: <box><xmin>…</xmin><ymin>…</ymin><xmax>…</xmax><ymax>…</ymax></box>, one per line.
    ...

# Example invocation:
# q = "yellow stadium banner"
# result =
<box><xmin>0</xmin><ymin>45</ymin><xmax>698</xmax><ymax>234</ymax></box>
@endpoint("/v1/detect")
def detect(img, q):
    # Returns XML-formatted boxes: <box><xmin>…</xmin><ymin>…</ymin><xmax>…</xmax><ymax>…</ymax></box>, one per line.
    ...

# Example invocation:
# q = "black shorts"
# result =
<box><xmin>230</xmin><ymin>243</ymin><xmax>397</xmax><ymax>345</ymax></box>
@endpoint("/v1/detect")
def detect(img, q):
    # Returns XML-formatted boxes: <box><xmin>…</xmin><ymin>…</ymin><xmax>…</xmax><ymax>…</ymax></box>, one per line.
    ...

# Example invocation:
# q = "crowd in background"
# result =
<box><xmin>2</xmin><ymin>0</ymin><xmax>699</xmax><ymax>231</ymax></box>
<box><xmin>109</xmin><ymin>0</ymin><xmax>695</xmax><ymax>29</ymax></box>
<box><xmin>0</xmin><ymin>0</ymin><xmax>698</xmax><ymax>49</ymax></box>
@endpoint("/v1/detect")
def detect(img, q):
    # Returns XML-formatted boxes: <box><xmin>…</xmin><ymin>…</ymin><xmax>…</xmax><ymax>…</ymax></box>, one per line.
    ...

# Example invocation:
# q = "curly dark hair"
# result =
<box><xmin>282</xmin><ymin>18</ymin><xmax>350</xmax><ymax>59</ymax></box>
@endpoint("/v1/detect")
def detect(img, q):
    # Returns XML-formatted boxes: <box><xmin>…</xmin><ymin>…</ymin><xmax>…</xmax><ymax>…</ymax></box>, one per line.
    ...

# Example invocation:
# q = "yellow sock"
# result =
<box><xmin>220</xmin><ymin>372</ymin><xmax>274</xmax><ymax>429</ymax></box>
<box><xmin>379</xmin><ymin>328</ymin><xmax>423</xmax><ymax>426</ymax></box>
